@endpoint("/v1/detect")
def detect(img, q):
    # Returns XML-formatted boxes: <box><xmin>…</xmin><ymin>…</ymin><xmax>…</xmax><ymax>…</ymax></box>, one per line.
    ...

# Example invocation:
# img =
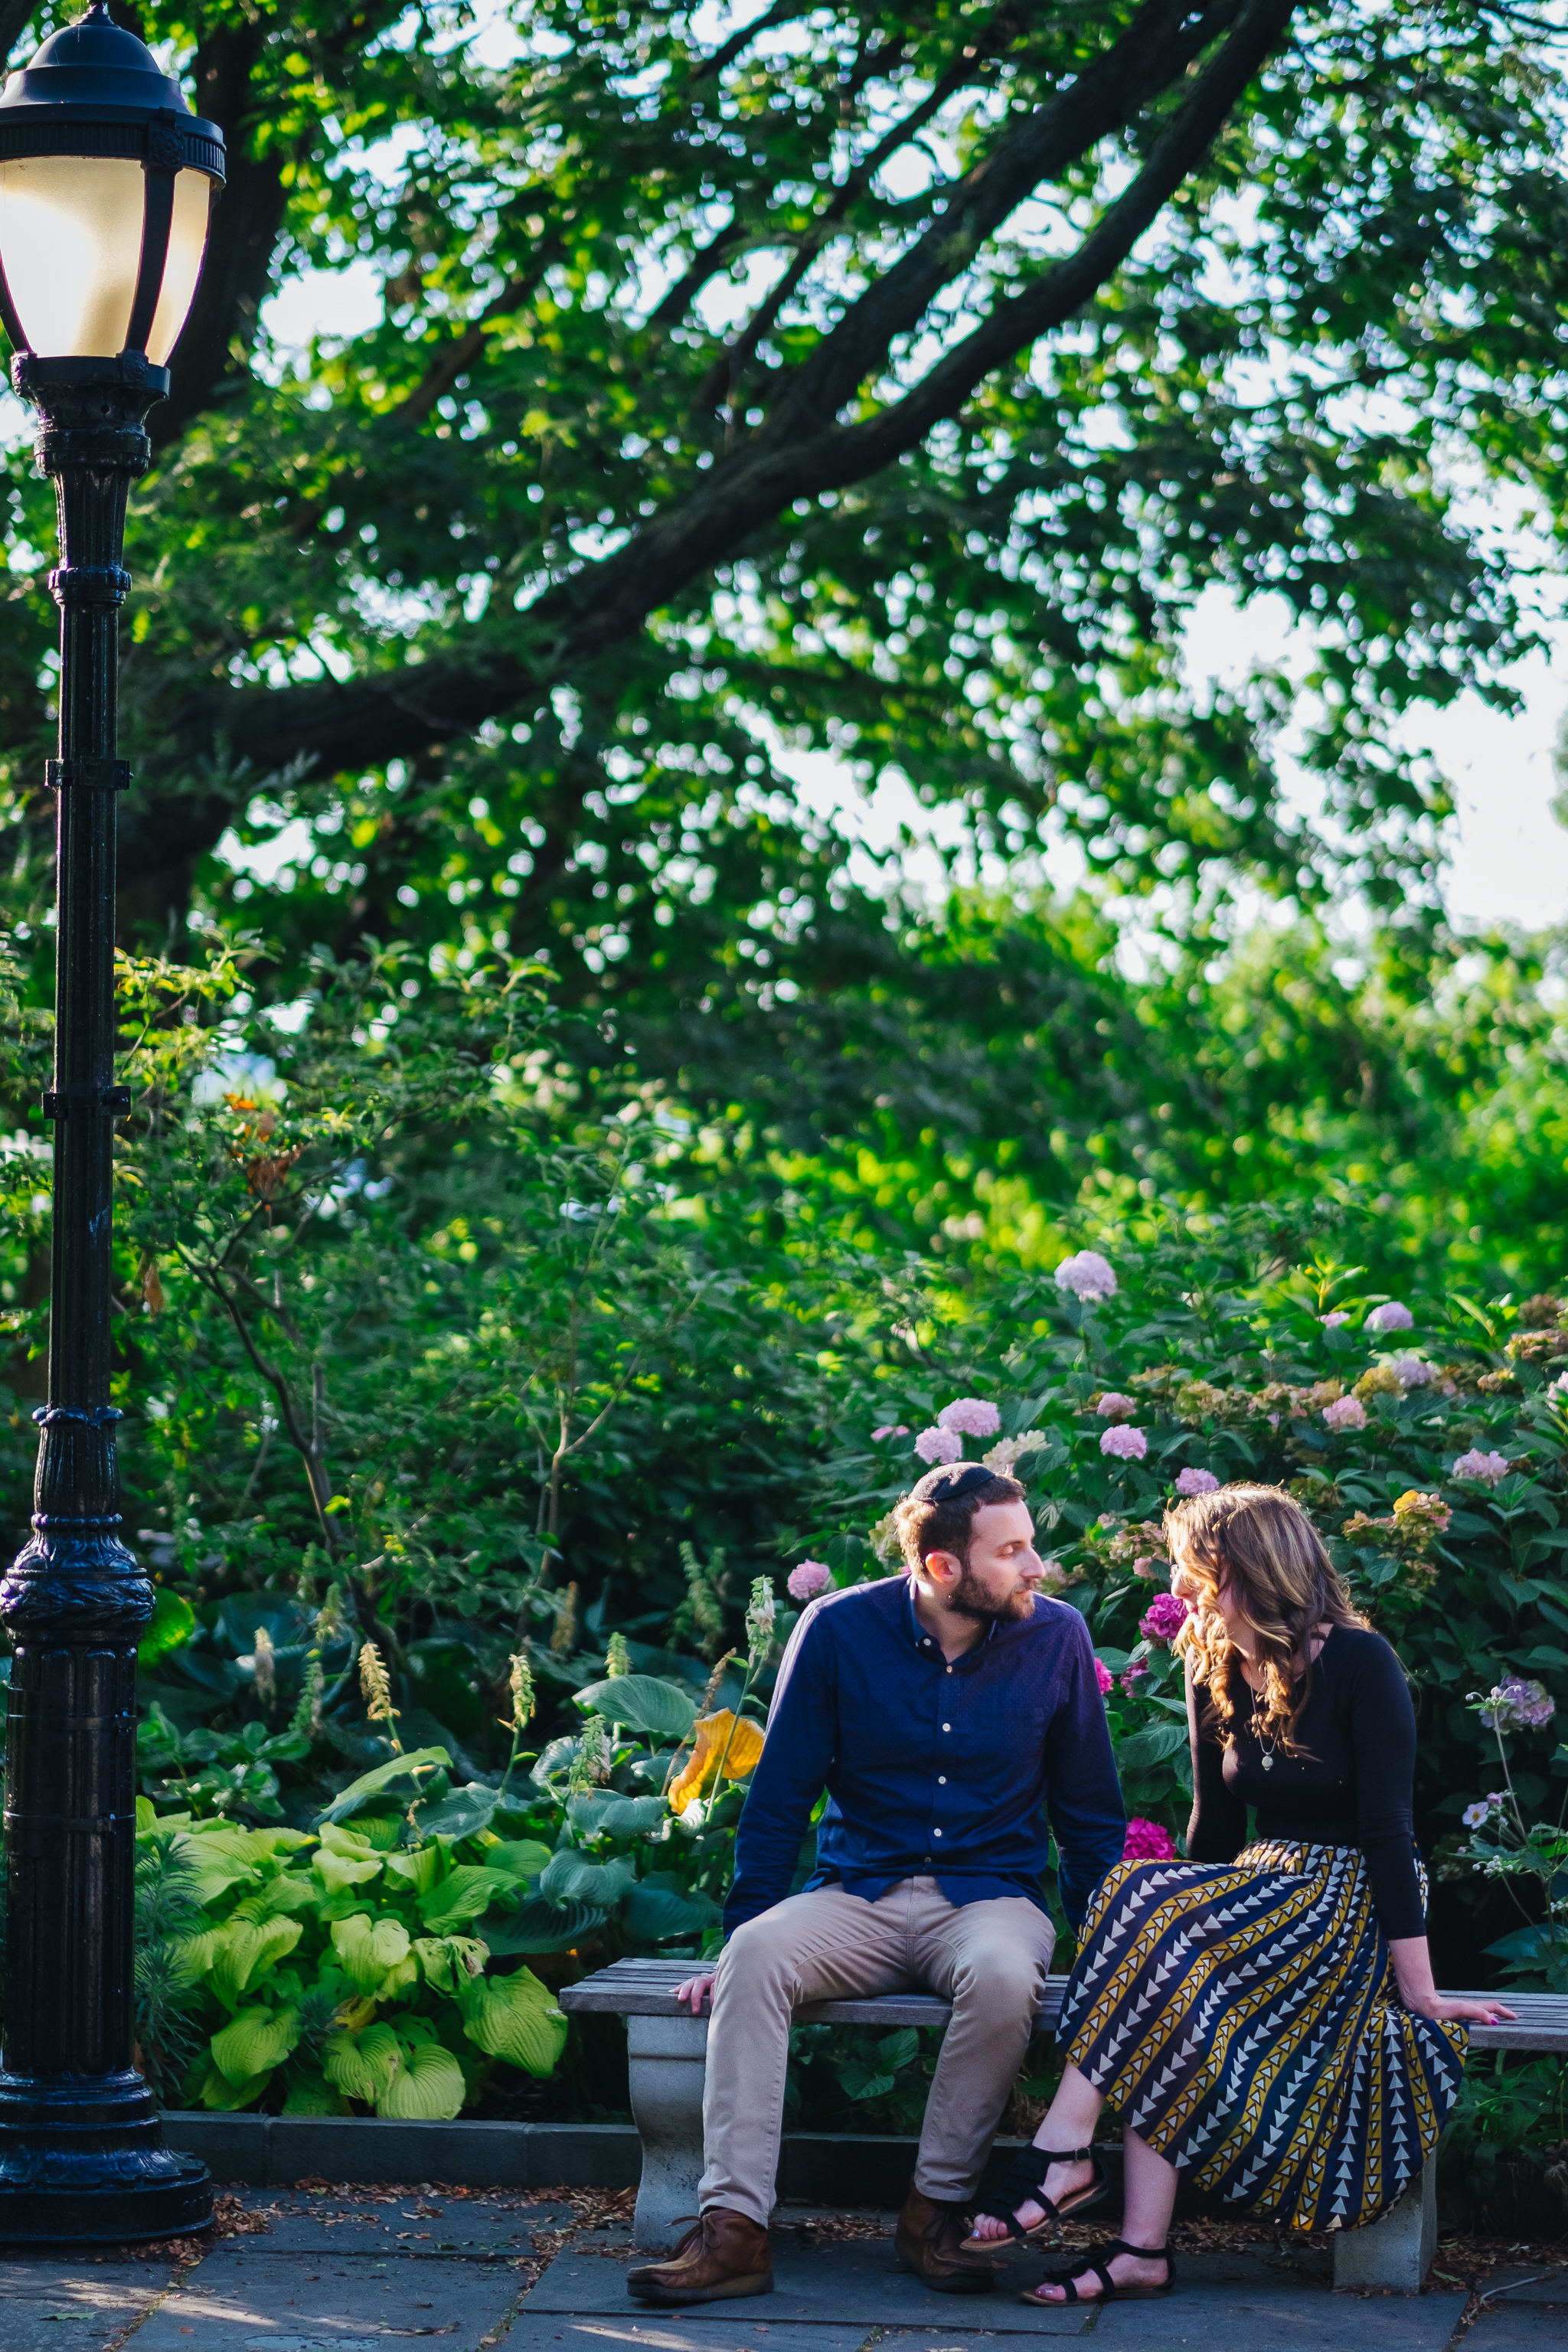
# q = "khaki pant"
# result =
<box><xmin>699</xmin><ymin>1876</ymin><xmax>1056</xmax><ymax>2226</ymax></box>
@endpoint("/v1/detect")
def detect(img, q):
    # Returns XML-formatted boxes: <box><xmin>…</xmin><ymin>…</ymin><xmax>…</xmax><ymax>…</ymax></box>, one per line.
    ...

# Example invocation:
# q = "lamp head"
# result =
<box><xmin>0</xmin><ymin>2</ymin><xmax>225</xmax><ymax>379</ymax></box>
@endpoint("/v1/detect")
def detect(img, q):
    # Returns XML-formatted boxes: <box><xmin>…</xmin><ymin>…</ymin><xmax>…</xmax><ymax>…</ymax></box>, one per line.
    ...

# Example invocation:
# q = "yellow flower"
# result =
<box><xmin>668</xmin><ymin>1712</ymin><xmax>766</xmax><ymax>1812</ymax></box>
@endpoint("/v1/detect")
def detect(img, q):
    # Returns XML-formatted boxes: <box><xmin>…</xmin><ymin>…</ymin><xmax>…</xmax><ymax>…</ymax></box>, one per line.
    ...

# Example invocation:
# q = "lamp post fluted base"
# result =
<box><xmin>0</xmin><ymin>2069</ymin><xmax>209</xmax><ymax>2242</ymax></box>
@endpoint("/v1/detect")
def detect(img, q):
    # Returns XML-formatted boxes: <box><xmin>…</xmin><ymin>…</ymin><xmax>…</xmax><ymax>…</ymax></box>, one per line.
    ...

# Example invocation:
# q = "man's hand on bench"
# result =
<box><xmin>672</xmin><ymin>1971</ymin><xmax>716</xmax><ymax>2015</ymax></box>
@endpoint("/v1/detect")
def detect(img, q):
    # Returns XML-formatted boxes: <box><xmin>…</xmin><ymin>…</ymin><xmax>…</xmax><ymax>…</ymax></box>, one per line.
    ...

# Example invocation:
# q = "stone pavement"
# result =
<box><xmin>0</xmin><ymin>2190</ymin><xmax>1558</xmax><ymax>2352</ymax></box>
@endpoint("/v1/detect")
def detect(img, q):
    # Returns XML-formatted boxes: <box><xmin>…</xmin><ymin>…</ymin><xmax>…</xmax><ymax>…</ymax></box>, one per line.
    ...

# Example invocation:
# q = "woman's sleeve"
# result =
<box><xmin>1185</xmin><ymin>1655</ymin><xmax>1247</xmax><ymax>1862</ymax></box>
<box><xmin>1348</xmin><ymin>1635</ymin><xmax>1426</xmax><ymax>1940</ymax></box>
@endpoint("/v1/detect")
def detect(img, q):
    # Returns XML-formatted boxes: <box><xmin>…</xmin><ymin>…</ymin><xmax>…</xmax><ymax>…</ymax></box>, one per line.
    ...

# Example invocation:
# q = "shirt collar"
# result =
<box><xmin>903</xmin><ymin>1579</ymin><xmax>998</xmax><ymax>1662</ymax></box>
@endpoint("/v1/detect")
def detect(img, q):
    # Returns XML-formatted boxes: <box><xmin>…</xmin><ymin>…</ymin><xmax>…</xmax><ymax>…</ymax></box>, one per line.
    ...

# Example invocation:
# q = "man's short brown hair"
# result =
<box><xmin>893</xmin><ymin>1462</ymin><xmax>1027</xmax><ymax>1574</ymax></box>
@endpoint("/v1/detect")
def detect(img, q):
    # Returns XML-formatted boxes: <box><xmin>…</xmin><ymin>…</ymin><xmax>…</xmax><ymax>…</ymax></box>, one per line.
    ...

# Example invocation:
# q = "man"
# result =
<box><xmin>627</xmin><ymin>1459</ymin><xmax>1126</xmax><ymax>2307</ymax></box>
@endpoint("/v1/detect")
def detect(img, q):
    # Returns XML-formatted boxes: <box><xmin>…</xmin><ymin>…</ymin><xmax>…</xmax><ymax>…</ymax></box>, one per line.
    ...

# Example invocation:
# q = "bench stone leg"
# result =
<box><xmin>1331</xmin><ymin>2155</ymin><xmax>1436</xmax><ymax>2292</ymax></box>
<box><xmin>626</xmin><ymin>2012</ymin><xmax>709</xmax><ymax>2252</ymax></box>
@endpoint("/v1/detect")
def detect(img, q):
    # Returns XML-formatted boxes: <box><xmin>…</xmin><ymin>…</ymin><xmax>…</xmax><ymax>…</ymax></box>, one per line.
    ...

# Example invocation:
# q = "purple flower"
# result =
<box><xmin>1139</xmin><ymin>1592</ymin><xmax>1190</xmax><ymax>1645</ymax></box>
<box><xmin>871</xmin><ymin>1423</ymin><xmax>910</xmax><ymax>1441</ymax></box>
<box><xmin>1452</xmin><ymin>1449</ymin><xmax>1510</xmax><ymax>1484</ymax></box>
<box><xmin>913</xmin><ymin>1425</ymin><xmax>963</xmax><ymax>1465</ymax></box>
<box><xmin>788</xmin><ymin>1561</ymin><xmax>832</xmax><ymax>1602</ymax></box>
<box><xmin>1119</xmin><ymin>1662</ymin><xmax>1148</xmax><ymax>1693</ymax></box>
<box><xmin>1122</xmin><ymin>1816</ymin><xmax>1176</xmax><ymax>1862</ymax></box>
<box><xmin>1093</xmin><ymin>1657</ymin><xmax>1115</xmax><ymax>1697</ymax></box>
<box><xmin>1095</xmin><ymin>1391</ymin><xmax>1137</xmax><ymax>1420</ymax></box>
<box><xmin>1322</xmin><ymin>1309</ymin><xmax>1351</xmax><ymax>1328</ymax></box>
<box><xmin>1479</xmin><ymin>1677</ymin><xmax>1556</xmax><ymax>1732</ymax></box>
<box><xmin>1055</xmin><ymin>1250</ymin><xmax>1117</xmax><ymax>1302</ymax></box>
<box><xmin>1174</xmin><ymin>1466</ymin><xmax>1220</xmax><ymax>1496</ymax></box>
<box><xmin>1100</xmin><ymin>1423</ymin><xmax>1148</xmax><ymax>1461</ymax></box>
<box><xmin>1391</xmin><ymin>1355</ymin><xmax>1432</xmax><ymax>1389</ymax></box>
<box><xmin>1322</xmin><ymin>1395</ymin><xmax>1367</xmax><ymax>1431</ymax></box>
<box><xmin>1366</xmin><ymin>1301</ymin><xmax>1415</xmax><ymax>1334</ymax></box>
<box><xmin>938</xmin><ymin>1396</ymin><xmax>1001</xmax><ymax>1438</ymax></box>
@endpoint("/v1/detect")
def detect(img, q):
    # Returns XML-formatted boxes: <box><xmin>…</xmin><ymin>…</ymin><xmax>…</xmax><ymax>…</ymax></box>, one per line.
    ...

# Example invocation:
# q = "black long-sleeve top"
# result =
<box><xmin>1185</xmin><ymin>1622</ymin><xmax>1426</xmax><ymax>1940</ymax></box>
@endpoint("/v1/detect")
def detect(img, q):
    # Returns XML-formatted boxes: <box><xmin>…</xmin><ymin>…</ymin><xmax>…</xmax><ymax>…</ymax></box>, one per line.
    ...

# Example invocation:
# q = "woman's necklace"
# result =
<box><xmin>1250</xmin><ymin>1694</ymin><xmax>1277</xmax><ymax>1771</ymax></box>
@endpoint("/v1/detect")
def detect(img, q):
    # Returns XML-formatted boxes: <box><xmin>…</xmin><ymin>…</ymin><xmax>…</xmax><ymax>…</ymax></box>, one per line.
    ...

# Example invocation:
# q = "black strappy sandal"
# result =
<box><xmin>959</xmin><ymin>2143</ymin><xmax>1106</xmax><ymax>2250</ymax></box>
<box><xmin>1019</xmin><ymin>2236</ymin><xmax>1175</xmax><ymax>2305</ymax></box>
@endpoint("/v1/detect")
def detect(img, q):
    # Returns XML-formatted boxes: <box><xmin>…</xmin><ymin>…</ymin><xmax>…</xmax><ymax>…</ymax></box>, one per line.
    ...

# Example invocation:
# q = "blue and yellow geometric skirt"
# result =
<box><xmin>1056</xmin><ymin>1839</ymin><xmax>1467</xmax><ymax>2232</ymax></box>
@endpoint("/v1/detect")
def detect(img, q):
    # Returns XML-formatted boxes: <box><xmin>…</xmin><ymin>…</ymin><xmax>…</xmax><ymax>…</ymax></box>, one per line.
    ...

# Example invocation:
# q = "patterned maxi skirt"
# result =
<box><xmin>1056</xmin><ymin>1840</ymin><xmax>1468</xmax><ymax>2232</ymax></box>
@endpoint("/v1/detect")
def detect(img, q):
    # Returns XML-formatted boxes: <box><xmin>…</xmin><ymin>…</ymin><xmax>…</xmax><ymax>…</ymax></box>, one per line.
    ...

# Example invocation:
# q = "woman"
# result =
<box><xmin>964</xmin><ymin>1481</ymin><xmax>1513</xmax><ymax>2305</ymax></box>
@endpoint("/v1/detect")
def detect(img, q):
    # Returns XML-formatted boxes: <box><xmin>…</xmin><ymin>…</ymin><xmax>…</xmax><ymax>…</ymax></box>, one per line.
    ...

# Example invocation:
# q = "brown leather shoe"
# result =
<box><xmin>626</xmin><ymin>2207</ymin><xmax>773</xmax><ymax>2304</ymax></box>
<box><xmin>896</xmin><ymin>2184</ymin><xmax>1000</xmax><ymax>2295</ymax></box>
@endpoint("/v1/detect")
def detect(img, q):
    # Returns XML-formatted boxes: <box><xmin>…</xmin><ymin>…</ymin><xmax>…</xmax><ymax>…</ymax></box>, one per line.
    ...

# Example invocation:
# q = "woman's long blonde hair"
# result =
<box><xmin>1166</xmin><ymin>1483</ymin><xmax>1367</xmax><ymax>1752</ymax></box>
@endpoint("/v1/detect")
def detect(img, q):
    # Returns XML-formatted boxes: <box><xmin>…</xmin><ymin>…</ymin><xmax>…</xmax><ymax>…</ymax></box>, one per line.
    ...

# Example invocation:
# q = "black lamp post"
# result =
<box><xmin>0</xmin><ymin>5</ymin><xmax>223</xmax><ymax>2240</ymax></box>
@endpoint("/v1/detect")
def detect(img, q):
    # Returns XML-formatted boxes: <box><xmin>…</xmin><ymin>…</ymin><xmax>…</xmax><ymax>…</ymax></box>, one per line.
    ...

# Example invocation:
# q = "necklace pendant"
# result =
<box><xmin>1261</xmin><ymin>1753</ymin><xmax>1274</xmax><ymax>1770</ymax></box>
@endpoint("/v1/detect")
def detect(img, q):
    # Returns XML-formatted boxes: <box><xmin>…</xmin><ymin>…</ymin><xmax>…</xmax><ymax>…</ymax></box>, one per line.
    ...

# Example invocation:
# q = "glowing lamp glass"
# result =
<box><xmin>0</xmin><ymin>154</ymin><xmax>212</xmax><ymax>364</ymax></box>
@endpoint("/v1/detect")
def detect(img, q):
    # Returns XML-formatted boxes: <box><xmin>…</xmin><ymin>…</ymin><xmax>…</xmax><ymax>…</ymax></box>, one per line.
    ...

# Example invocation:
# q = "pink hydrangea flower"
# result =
<box><xmin>1548</xmin><ymin>1374</ymin><xmax>1568</xmax><ymax>1406</ymax></box>
<box><xmin>1119</xmin><ymin>1662</ymin><xmax>1148</xmax><ymax>1693</ymax></box>
<box><xmin>1322</xmin><ymin>1395</ymin><xmax>1367</xmax><ymax>1432</ymax></box>
<box><xmin>1479</xmin><ymin>1677</ymin><xmax>1555</xmax><ymax>1731</ymax></box>
<box><xmin>1100</xmin><ymin>1424</ymin><xmax>1148</xmax><ymax>1460</ymax></box>
<box><xmin>1055</xmin><ymin>1250</ymin><xmax>1117</xmax><ymax>1302</ymax></box>
<box><xmin>1366</xmin><ymin>1301</ymin><xmax>1415</xmax><ymax>1334</ymax></box>
<box><xmin>1391</xmin><ymin>1355</ymin><xmax>1431</xmax><ymax>1389</ymax></box>
<box><xmin>871</xmin><ymin>1423</ymin><xmax>910</xmax><ymax>1441</ymax></box>
<box><xmin>1174</xmin><ymin>1466</ymin><xmax>1219</xmax><ymax>1496</ymax></box>
<box><xmin>1132</xmin><ymin>1554</ymin><xmax>1167</xmax><ymax>1580</ymax></box>
<box><xmin>1453</xmin><ymin>1449</ymin><xmax>1510</xmax><ymax>1484</ymax></box>
<box><xmin>1093</xmin><ymin>1656</ymin><xmax>1114</xmax><ymax>1697</ymax></box>
<box><xmin>938</xmin><ymin>1397</ymin><xmax>1001</xmax><ymax>1438</ymax></box>
<box><xmin>1139</xmin><ymin>1592</ymin><xmax>1189</xmax><ymax>1644</ymax></box>
<box><xmin>1095</xmin><ymin>1392</ymin><xmax>1137</xmax><ymax>1420</ymax></box>
<box><xmin>913</xmin><ymin>1426</ymin><xmax>963</xmax><ymax>1465</ymax></box>
<box><xmin>1123</xmin><ymin>1817</ymin><xmax>1176</xmax><ymax>1862</ymax></box>
<box><xmin>1321</xmin><ymin>1309</ymin><xmax>1351</xmax><ymax>1328</ymax></box>
<box><xmin>1037</xmin><ymin>1560</ymin><xmax>1068</xmax><ymax>1593</ymax></box>
<box><xmin>787</xmin><ymin>1561</ymin><xmax>832</xmax><ymax>1602</ymax></box>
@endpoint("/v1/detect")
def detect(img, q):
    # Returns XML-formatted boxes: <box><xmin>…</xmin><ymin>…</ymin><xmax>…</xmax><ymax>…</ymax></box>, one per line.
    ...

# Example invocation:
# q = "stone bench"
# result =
<box><xmin>559</xmin><ymin>1958</ymin><xmax>1568</xmax><ymax>2289</ymax></box>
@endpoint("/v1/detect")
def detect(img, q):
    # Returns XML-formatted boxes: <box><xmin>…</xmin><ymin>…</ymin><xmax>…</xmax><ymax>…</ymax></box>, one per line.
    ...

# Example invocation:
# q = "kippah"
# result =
<box><xmin>913</xmin><ymin>1461</ymin><xmax>996</xmax><ymax>1503</ymax></box>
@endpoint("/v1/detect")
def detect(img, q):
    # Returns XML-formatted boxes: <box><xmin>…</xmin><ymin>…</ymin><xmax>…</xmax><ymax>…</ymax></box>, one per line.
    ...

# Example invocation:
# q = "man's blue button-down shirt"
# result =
<box><xmin>724</xmin><ymin>1575</ymin><xmax>1125</xmax><ymax>1939</ymax></box>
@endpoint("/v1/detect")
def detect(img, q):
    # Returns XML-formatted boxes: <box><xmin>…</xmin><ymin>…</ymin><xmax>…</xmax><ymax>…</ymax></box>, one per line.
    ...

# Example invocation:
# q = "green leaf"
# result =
<box><xmin>377</xmin><ymin>2039</ymin><xmax>466</xmax><ymax>2121</ymax></box>
<box><xmin>210</xmin><ymin>1916</ymin><xmax>304</xmax><ymax>2008</ymax></box>
<box><xmin>483</xmin><ymin>1896</ymin><xmax>606</xmax><ymax>1954</ymax></box>
<box><xmin>459</xmin><ymin>1967</ymin><xmax>569</xmax><ymax>2077</ymax></box>
<box><xmin>417</xmin><ymin>1865</ymin><xmax>520</xmax><ymax>1932</ymax></box>
<box><xmin>836</xmin><ymin>2060</ymin><xmax>895</xmax><ymax>2102</ymax></box>
<box><xmin>537</xmin><ymin>1850</ymin><xmax>635</xmax><ymax>1906</ymax></box>
<box><xmin>570</xmin><ymin>1792</ymin><xmax>668</xmax><ymax>1838</ymax></box>
<box><xmin>197</xmin><ymin>2061</ymin><xmax>273</xmax><ymax>2112</ymax></box>
<box><xmin>384</xmin><ymin>1844</ymin><xmax>445</xmax><ymax>1897</ymax></box>
<box><xmin>575</xmin><ymin>1675</ymin><xmax>696</xmax><ymax>1741</ymax></box>
<box><xmin>619</xmin><ymin>1883</ymin><xmax>709</xmax><ymax>1942</ymax></box>
<box><xmin>1115</xmin><ymin>1723</ymin><xmax>1188</xmax><ymax>1771</ymax></box>
<box><xmin>316</xmin><ymin>1746</ymin><xmax>452</xmax><ymax>1825</ymax></box>
<box><xmin>211</xmin><ymin>2004</ymin><xmax>300</xmax><ymax>2087</ymax></box>
<box><xmin>330</xmin><ymin>1912</ymin><xmax>413</xmax><ymax>1995</ymax></box>
<box><xmin>412</xmin><ymin>1934</ymin><xmax>489</xmax><ymax>1993</ymax></box>
<box><xmin>486</xmin><ymin>1839</ymin><xmax>553</xmax><ymax>1879</ymax></box>
<box><xmin>281</xmin><ymin>2067</ymin><xmax>351</xmax><ymax>2116</ymax></box>
<box><xmin>410</xmin><ymin>1783</ymin><xmax>499</xmax><ymax>1841</ymax></box>
<box><xmin>138</xmin><ymin>1587</ymin><xmax>196</xmax><ymax>1668</ymax></box>
<box><xmin>323</xmin><ymin>2021</ymin><xmax>403</xmax><ymax>2104</ymax></box>
<box><xmin>877</xmin><ymin>2028</ymin><xmax>920</xmax><ymax>2073</ymax></box>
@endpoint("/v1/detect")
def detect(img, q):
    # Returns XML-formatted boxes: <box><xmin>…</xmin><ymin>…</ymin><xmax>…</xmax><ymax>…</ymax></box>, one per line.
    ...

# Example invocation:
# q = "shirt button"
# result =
<box><xmin>942</xmin><ymin>1723</ymin><xmax>951</xmax><ymax>1732</ymax></box>
<box><xmin>946</xmin><ymin>1665</ymin><xmax>953</xmax><ymax>1674</ymax></box>
<box><xmin>933</xmin><ymin>1828</ymin><xmax>942</xmax><ymax>1837</ymax></box>
<box><xmin>938</xmin><ymin>1775</ymin><xmax>947</xmax><ymax>1785</ymax></box>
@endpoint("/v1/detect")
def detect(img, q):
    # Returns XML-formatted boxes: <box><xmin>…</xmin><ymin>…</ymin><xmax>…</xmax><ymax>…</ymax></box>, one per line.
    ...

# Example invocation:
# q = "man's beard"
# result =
<box><xmin>946</xmin><ymin>1568</ymin><xmax>1037</xmax><ymax>1625</ymax></box>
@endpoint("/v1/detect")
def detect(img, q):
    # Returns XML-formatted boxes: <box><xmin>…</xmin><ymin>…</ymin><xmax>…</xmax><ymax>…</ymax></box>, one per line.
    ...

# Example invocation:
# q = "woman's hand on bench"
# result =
<box><xmin>1390</xmin><ymin>1936</ymin><xmax>1517</xmax><ymax>2026</ymax></box>
<box><xmin>672</xmin><ymin>1971</ymin><xmax>716</xmax><ymax>2015</ymax></box>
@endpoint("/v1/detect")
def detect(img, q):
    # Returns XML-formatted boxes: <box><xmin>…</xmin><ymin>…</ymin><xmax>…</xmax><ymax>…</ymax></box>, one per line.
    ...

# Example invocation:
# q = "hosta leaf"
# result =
<box><xmin>377</xmin><ymin>2040</ymin><xmax>466</xmax><ymax>2121</ymax></box>
<box><xmin>384</xmin><ymin>1845</ymin><xmax>445</xmax><ymax>1896</ymax></box>
<box><xmin>482</xmin><ymin>1897</ymin><xmax>606</xmax><ymax>1955</ymax></box>
<box><xmin>410</xmin><ymin>1783</ymin><xmax>498</xmax><ymax>1841</ymax></box>
<box><xmin>485</xmin><ymin>1839</ymin><xmax>553</xmax><ymax>1879</ymax></box>
<box><xmin>537</xmin><ymin>1850</ymin><xmax>635</xmax><ymax>1906</ymax></box>
<box><xmin>412</xmin><ymin>1935</ymin><xmax>489</xmax><ymax>1993</ymax></box>
<box><xmin>592</xmin><ymin>1795</ymin><xmax>670</xmax><ymax>1838</ymax></box>
<box><xmin>330</xmin><ymin>1912</ymin><xmax>413</xmax><ymax>1995</ymax></box>
<box><xmin>459</xmin><ymin>1968</ymin><xmax>569</xmax><ymax>2076</ymax></box>
<box><xmin>211</xmin><ymin>1916</ymin><xmax>304</xmax><ymax>2007</ymax></box>
<box><xmin>231</xmin><ymin>1873</ymin><xmax>318</xmax><ymax>1923</ymax></box>
<box><xmin>316</xmin><ymin>1746</ymin><xmax>452</xmax><ymax>1825</ymax></box>
<box><xmin>575</xmin><ymin>1675</ymin><xmax>696</xmax><ymax>1742</ymax></box>
<box><xmin>168</xmin><ymin>1827</ymin><xmax>261</xmax><ymax>1906</ymax></box>
<box><xmin>162</xmin><ymin>1930</ymin><xmax>217</xmax><ymax>1989</ymax></box>
<box><xmin>1116</xmin><ymin>1723</ymin><xmax>1187</xmax><ymax>1771</ymax></box>
<box><xmin>417</xmin><ymin>1866</ymin><xmax>518</xmax><ymax>1932</ymax></box>
<box><xmin>619</xmin><ymin>1883</ymin><xmax>709</xmax><ymax>1942</ymax></box>
<box><xmin>211</xmin><ymin>2004</ymin><xmax>300</xmax><ymax>2087</ymax></box>
<box><xmin>281</xmin><ymin>2066</ymin><xmax>350</xmax><ymax>2116</ymax></box>
<box><xmin>323</xmin><ymin>2020</ymin><xmax>402</xmax><ymax>2103</ymax></box>
<box><xmin>197</xmin><ymin>2061</ymin><xmax>273</xmax><ymax>2112</ymax></box>
<box><xmin>668</xmin><ymin>1712</ymin><xmax>765</xmax><ymax>1811</ymax></box>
